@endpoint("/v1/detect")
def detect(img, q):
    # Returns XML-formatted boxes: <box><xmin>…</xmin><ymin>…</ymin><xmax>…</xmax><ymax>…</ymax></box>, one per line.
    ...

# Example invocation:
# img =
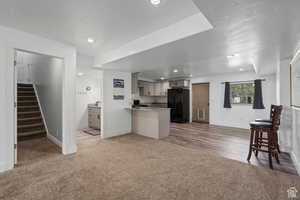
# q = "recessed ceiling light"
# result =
<box><xmin>239</xmin><ymin>68</ymin><xmax>244</xmax><ymax>71</ymax></box>
<box><xmin>150</xmin><ymin>0</ymin><xmax>161</xmax><ymax>6</ymax></box>
<box><xmin>173</xmin><ymin>69</ymin><xmax>178</xmax><ymax>73</ymax></box>
<box><xmin>87</xmin><ymin>38</ymin><xmax>95</xmax><ymax>43</ymax></box>
<box><xmin>227</xmin><ymin>54</ymin><xmax>240</xmax><ymax>58</ymax></box>
<box><xmin>77</xmin><ymin>72</ymin><xmax>84</xmax><ymax>76</ymax></box>
<box><xmin>160</xmin><ymin>77</ymin><xmax>165</xmax><ymax>80</ymax></box>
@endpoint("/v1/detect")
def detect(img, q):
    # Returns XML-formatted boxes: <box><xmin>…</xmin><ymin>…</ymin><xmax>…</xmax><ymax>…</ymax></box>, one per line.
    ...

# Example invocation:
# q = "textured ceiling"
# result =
<box><xmin>101</xmin><ymin>0</ymin><xmax>300</xmax><ymax>79</ymax></box>
<box><xmin>0</xmin><ymin>0</ymin><xmax>299</xmax><ymax>79</ymax></box>
<box><xmin>0</xmin><ymin>0</ymin><xmax>199</xmax><ymax>55</ymax></box>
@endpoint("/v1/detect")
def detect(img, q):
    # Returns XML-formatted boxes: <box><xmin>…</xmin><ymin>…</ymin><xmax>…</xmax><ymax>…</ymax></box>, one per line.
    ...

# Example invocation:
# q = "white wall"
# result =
<box><xmin>292</xmin><ymin>108</ymin><xmax>300</xmax><ymax>173</ymax></box>
<box><xmin>16</xmin><ymin>51</ymin><xmax>63</xmax><ymax>142</ymax></box>
<box><xmin>277</xmin><ymin>59</ymin><xmax>293</xmax><ymax>153</ymax></box>
<box><xmin>279</xmin><ymin>56</ymin><xmax>300</xmax><ymax>174</ymax></box>
<box><xmin>191</xmin><ymin>72</ymin><xmax>277</xmax><ymax>129</ymax></box>
<box><xmin>101</xmin><ymin>71</ymin><xmax>132</xmax><ymax>138</ymax></box>
<box><xmin>0</xmin><ymin>25</ymin><xmax>76</xmax><ymax>172</ymax></box>
<box><xmin>291</xmin><ymin>52</ymin><xmax>300</xmax><ymax>174</ymax></box>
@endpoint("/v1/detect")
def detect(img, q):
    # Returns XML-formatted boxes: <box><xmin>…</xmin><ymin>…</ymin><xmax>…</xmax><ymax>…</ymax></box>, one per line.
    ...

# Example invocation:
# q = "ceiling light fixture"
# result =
<box><xmin>77</xmin><ymin>72</ymin><xmax>84</xmax><ymax>77</ymax></box>
<box><xmin>173</xmin><ymin>69</ymin><xmax>178</xmax><ymax>73</ymax></box>
<box><xmin>150</xmin><ymin>0</ymin><xmax>161</xmax><ymax>6</ymax></box>
<box><xmin>239</xmin><ymin>68</ymin><xmax>244</xmax><ymax>72</ymax></box>
<box><xmin>160</xmin><ymin>77</ymin><xmax>165</xmax><ymax>80</ymax></box>
<box><xmin>227</xmin><ymin>53</ymin><xmax>240</xmax><ymax>58</ymax></box>
<box><xmin>87</xmin><ymin>38</ymin><xmax>95</xmax><ymax>43</ymax></box>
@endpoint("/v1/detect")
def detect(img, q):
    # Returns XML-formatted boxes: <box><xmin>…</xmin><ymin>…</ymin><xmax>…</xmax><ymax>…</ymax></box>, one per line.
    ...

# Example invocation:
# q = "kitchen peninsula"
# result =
<box><xmin>126</xmin><ymin>107</ymin><xmax>170</xmax><ymax>139</ymax></box>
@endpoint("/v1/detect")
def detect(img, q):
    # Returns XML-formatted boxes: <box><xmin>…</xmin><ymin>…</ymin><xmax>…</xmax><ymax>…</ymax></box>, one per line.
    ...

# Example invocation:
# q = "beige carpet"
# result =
<box><xmin>1</xmin><ymin>134</ymin><xmax>300</xmax><ymax>200</ymax></box>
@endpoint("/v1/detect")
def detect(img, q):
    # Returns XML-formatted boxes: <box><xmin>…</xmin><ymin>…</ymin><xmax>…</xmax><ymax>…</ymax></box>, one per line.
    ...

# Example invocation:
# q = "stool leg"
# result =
<box><xmin>247</xmin><ymin>129</ymin><xmax>254</xmax><ymax>161</ymax></box>
<box><xmin>267</xmin><ymin>131</ymin><xmax>273</xmax><ymax>169</ymax></box>
<box><xmin>273</xmin><ymin>130</ymin><xmax>280</xmax><ymax>164</ymax></box>
<box><xmin>255</xmin><ymin>131</ymin><xmax>259</xmax><ymax>157</ymax></box>
<box><xmin>275</xmin><ymin>131</ymin><xmax>281</xmax><ymax>154</ymax></box>
<box><xmin>275</xmin><ymin>152</ymin><xmax>280</xmax><ymax>164</ymax></box>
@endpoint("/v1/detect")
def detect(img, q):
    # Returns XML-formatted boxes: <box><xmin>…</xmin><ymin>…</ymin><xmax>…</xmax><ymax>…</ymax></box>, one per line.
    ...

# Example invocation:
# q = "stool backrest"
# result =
<box><xmin>271</xmin><ymin>105</ymin><xmax>283</xmax><ymax>130</ymax></box>
<box><xmin>270</xmin><ymin>105</ymin><xmax>276</xmax><ymax>119</ymax></box>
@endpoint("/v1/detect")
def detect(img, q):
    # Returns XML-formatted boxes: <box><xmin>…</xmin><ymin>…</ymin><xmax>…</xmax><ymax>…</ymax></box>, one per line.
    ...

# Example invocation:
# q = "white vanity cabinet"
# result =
<box><xmin>88</xmin><ymin>104</ymin><xmax>101</xmax><ymax>130</ymax></box>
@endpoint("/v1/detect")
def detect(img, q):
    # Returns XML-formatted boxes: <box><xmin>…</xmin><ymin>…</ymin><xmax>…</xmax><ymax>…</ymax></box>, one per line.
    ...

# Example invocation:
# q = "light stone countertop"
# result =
<box><xmin>125</xmin><ymin>107</ymin><xmax>170</xmax><ymax>111</ymax></box>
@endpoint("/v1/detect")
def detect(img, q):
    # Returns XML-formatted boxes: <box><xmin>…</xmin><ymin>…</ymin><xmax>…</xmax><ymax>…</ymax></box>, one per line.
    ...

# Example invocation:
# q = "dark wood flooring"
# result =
<box><xmin>164</xmin><ymin>122</ymin><xmax>298</xmax><ymax>175</ymax></box>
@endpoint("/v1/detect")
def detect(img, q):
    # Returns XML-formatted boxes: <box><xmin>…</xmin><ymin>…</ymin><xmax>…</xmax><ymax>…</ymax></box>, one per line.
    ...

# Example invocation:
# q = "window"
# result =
<box><xmin>230</xmin><ymin>83</ymin><xmax>254</xmax><ymax>104</ymax></box>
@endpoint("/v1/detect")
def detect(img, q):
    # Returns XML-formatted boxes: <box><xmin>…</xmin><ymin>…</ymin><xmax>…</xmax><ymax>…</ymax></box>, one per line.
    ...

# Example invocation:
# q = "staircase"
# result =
<box><xmin>17</xmin><ymin>83</ymin><xmax>47</xmax><ymax>140</ymax></box>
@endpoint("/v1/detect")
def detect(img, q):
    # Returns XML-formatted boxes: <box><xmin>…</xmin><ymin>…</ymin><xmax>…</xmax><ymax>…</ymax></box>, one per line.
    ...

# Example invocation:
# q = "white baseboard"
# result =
<box><xmin>0</xmin><ymin>162</ymin><xmax>13</xmax><ymax>173</ymax></box>
<box><xmin>101</xmin><ymin>130</ymin><xmax>131</xmax><ymax>139</ymax></box>
<box><xmin>291</xmin><ymin>151</ymin><xmax>300</xmax><ymax>175</ymax></box>
<box><xmin>280</xmin><ymin>145</ymin><xmax>292</xmax><ymax>154</ymax></box>
<box><xmin>47</xmin><ymin>134</ymin><xmax>62</xmax><ymax>148</ymax></box>
<box><xmin>62</xmin><ymin>144</ymin><xmax>77</xmax><ymax>155</ymax></box>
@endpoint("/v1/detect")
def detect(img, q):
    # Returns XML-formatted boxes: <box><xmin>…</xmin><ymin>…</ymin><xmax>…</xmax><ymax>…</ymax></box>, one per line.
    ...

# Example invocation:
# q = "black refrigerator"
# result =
<box><xmin>168</xmin><ymin>88</ymin><xmax>190</xmax><ymax>123</ymax></box>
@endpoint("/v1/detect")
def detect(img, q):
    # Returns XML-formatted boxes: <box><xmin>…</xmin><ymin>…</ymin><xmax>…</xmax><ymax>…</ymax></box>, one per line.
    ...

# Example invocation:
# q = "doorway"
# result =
<box><xmin>75</xmin><ymin>69</ymin><xmax>102</xmax><ymax>141</ymax></box>
<box><xmin>192</xmin><ymin>83</ymin><xmax>209</xmax><ymax>123</ymax></box>
<box><xmin>14</xmin><ymin>50</ymin><xmax>63</xmax><ymax>165</ymax></box>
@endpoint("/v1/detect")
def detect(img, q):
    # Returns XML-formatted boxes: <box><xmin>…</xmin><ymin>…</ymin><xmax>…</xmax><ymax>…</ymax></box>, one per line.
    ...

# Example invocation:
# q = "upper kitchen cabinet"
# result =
<box><xmin>144</xmin><ymin>82</ymin><xmax>155</xmax><ymax>96</ymax></box>
<box><xmin>138</xmin><ymin>81</ymin><xmax>169</xmax><ymax>97</ymax></box>
<box><xmin>169</xmin><ymin>80</ymin><xmax>190</xmax><ymax>88</ymax></box>
<box><xmin>162</xmin><ymin>81</ymin><xmax>169</xmax><ymax>96</ymax></box>
<box><xmin>132</xmin><ymin>72</ymin><xmax>139</xmax><ymax>94</ymax></box>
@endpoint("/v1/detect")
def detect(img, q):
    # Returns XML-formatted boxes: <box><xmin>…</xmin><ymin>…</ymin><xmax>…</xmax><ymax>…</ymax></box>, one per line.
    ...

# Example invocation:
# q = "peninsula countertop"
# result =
<box><xmin>125</xmin><ymin>107</ymin><xmax>170</xmax><ymax>111</ymax></box>
<box><xmin>126</xmin><ymin>107</ymin><xmax>170</xmax><ymax>139</ymax></box>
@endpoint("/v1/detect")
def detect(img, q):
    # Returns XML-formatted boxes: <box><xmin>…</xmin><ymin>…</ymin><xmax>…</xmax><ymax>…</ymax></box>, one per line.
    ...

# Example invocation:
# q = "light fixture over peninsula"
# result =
<box><xmin>87</xmin><ymin>38</ymin><xmax>95</xmax><ymax>43</ymax></box>
<box><xmin>150</xmin><ymin>0</ymin><xmax>161</xmax><ymax>6</ymax></box>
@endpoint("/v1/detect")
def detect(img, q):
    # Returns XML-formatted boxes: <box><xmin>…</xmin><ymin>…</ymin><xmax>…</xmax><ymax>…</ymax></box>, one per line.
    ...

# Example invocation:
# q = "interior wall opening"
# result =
<box><xmin>75</xmin><ymin>68</ymin><xmax>102</xmax><ymax>141</ymax></box>
<box><xmin>15</xmin><ymin>49</ymin><xmax>63</xmax><ymax>166</ymax></box>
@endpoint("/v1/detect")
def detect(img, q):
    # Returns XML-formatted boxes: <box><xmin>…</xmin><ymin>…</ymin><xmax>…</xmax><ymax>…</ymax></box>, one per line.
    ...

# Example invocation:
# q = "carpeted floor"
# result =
<box><xmin>1</xmin><ymin>134</ymin><xmax>300</xmax><ymax>200</ymax></box>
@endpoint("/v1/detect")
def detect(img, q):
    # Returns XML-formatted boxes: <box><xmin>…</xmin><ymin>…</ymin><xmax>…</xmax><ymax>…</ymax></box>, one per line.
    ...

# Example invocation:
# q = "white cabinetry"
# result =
<box><xmin>162</xmin><ymin>82</ymin><xmax>169</xmax><ymax>96</ymax></box>
<box><xmin>144</xmin><ymin>82</ymin><xmax>154</xmax><ymax>96</ymax></box>
<box><xmin>88</xmin><ymin>105</ymin><xmax>101</xmax><ymax>130</ymax></box>
<box><xmin>139</xmin><ymin>81</ymin><xmax>169</xmax><ymax>96</ymax></box>
<box><xmin>154</xmin><ymin>83</ymin><xmax>161</xmax><ymax>96</ymax></box>
<box><xmin>169</xmin><ymin>80</ymin><xmax>190</xmax><ymax>88</ymax></box>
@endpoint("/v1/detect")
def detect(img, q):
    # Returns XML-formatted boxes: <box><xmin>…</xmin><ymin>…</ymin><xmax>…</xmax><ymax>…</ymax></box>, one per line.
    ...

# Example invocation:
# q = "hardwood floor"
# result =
<box><xmin>164</xmin><ymin>122</ymin><xmax>298</xmax><ymax>175</ymax></box>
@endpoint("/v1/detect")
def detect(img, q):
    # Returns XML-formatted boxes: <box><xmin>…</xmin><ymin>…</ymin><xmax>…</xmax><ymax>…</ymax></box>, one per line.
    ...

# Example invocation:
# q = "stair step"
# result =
<box><xmin>18</xmin><ymin>123</ymin><xmax>43</xmax><ymax>129</ymax></box>
<box><xmin>18</xmin><ymin>117</ymin><xmax>42</xmax><ymax>121</ymax></box>
<box><xmin>18</xmin><ymin>111</ymin><xmax>40</xmax><ymax>115</ymax></box>
<box><xmin>18</xmin><ymin>130</ymin><xmax>46</xmax><ymax>137</ymax></box>
<box><xmin>18</xmin><ymin>92</ymin><xmax>35</xmax><ymax>96</ymax></box>
<box><xmin>17</xmin><ymin>83</ymin><xmax>33</xmax><ymax>87</ymax></box>
<box><xmin>18</xmin><ymin>87</ymin><xmax>34</xmax><ymax>91</ymax></box>
<box><xmin>18</xmin><ymin>105</ymin><xmax>39</xmax><ymax>108</ymax></box>
<box><xmin>18</xmin><ymin>90</ymin><xmax>34</xmax><ymax>93</ymax></box>
<box><xmin>18</xmin><ymin>96</ymin><xmax>35</xmax><ymax>98</ymax></box>
<box><xmin>18</xmin><ymin>100</ymin><xmax>38</xmax><ymax>103</ymax></box>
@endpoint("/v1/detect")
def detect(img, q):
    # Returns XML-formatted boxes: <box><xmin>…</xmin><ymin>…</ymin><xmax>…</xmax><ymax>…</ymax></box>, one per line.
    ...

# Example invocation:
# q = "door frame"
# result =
<box><xmin>1</xmin><ymin>41</ymin><xmax>76</xmax><ymax>173</ymax></box>
<box><xmin>13</xmin><ymin>51</ymin><xmax>17</xmax><ymax>165</ymax></box>
<box><xmin>191</xmin><ymin>82</ymin><xmax>210</xmax><ymax>124</ymax></box>
<box><xmin>13</xmin><ymin>49</ymin><xmax>67</xmax><ymax>165</ymax></box>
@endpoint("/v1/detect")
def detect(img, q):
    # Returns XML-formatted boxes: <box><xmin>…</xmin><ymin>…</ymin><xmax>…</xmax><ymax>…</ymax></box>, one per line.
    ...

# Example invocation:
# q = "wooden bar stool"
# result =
<box><xmin>247</xmin><ymin>105</ymin><xmax>282</xmax><ymax>169</ymax></box>
<box><xmin>255</xmin><ymin>105</ymin><xmax>282</xmax><ymax>153</ymax></box>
